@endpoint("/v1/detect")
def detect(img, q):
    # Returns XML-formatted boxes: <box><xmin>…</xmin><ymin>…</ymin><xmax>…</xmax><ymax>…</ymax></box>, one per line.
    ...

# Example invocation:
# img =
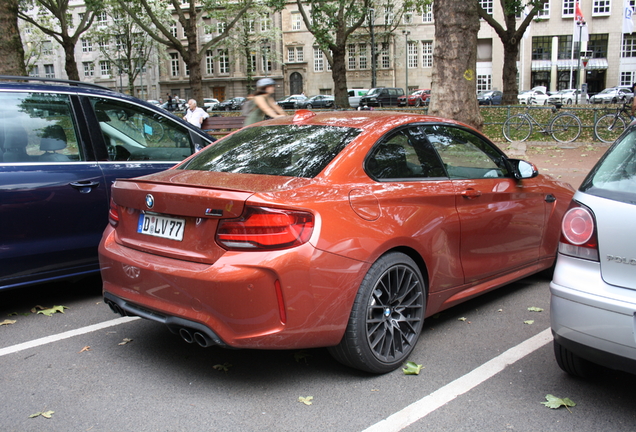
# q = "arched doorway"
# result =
<box><xmin>290</xmin><ymin>72</ymin><xmax>303</xmax><ymax>95</ymax></box>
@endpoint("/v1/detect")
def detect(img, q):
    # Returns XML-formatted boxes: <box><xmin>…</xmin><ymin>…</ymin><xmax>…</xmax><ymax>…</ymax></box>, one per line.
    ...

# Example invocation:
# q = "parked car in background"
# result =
<box><xmin>547</xmin><ymin>89</ymin><xmax>589</xmax><ymax>105</ymax></box>
<box><xmin>295</xmin><ymin>94</ymin><xmax>335</xmax><ymax>109</ymax></box>
<box><xmin>518</xmin><ymin>86</ymin><xmax>549</xmax><ymax>105</ymax></box>
<box><xmin>0</xmin><ymin>76</ymin><xmax>214</xmax><ymax>291</ymax></box>
<box><xmin>100</xmin><ymin>109</ymin><xmax>574</xmax><ymax>374</ymax></box>
<box><xmin>277</xmin><ymin>94</ymin><xmax>307</xmax><ymax>109</ymax></box>
<box><xmin>214</xmin><ymin>97</ymin><xmax>247</xmax><ymax>111</ymax></box>
<box><xmin>348</xmin><ymin>89</ymin><xmax>368</xmax><ymax>108</ymax></box>
<box><xmin>477</xmin><ymin>90</ymin><xmax>503</xmax><ymax>105</ymax></box>
<box><xmin>551</xmin><ymin>123</ymin><xmax>636</xmax><ymax>377</ymax></box>
<box><xmin>203</xmin><ymin>98</ymin><xmax>220</xmax><ymax>111</ymax></box>
<box><xmin>589</xmin><ymin>86</ymin><xmax>634</xmax><ymax>104</ymax></box>
<box><xmin>147</xmin><ymin>99</ymin><xmax>161</xmax><ymax>106</ymax></box>
<box><xmin>359</xmin><ymin>87</ymin><xmax>405</xmax><ymax>107</ymax></box>
<box><xmin>398</xmin><ymin>89</ymin><xmax>431</xmax><ymax>107</ymax></box>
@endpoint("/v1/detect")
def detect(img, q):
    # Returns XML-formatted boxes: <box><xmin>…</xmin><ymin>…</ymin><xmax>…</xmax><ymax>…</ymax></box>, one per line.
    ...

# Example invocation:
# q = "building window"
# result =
<box><xmin>314</xmin><ymin>47</ymin><xmax>324</xmax><ymax>72</ymax></box>
<box><xmin>81</xmin><ymin>39</ymin><xmax>92</xmax><ymax>53</ymax></box>
<box><xmin>477</xmin><ymin>74</ymin><xmax>492</xmax><ymax>91</ymax></box>
<box><xmin>622</xmin><ymin>34</ymin><xmax>636</xmax><ymax>57</ymax></box>
<box><xmin>295</xmin><ymin>47</ymin><xmax>304</xmax><ymax>62</ymax></box>
<box><xmin>170</xmin><ymin>23</ymin><xmax>177</xmax><ymax>38</ymax></box>
<box><xmin>384</xmin><ymin>7</ymin><xmax>394</xmax><ymax>25</ymax></box>
<box><xmin>621</xmin><ymin>71</ymin><xmax>635</xmax><ymax>86</ymax></box>
<box><xmin>44</xmin><ymin>64</ymin><xmax>55</xmax><ymax>78</ymax></box>
<box><xmin>288</xmin><ymin>47</ymin><xmax>296</xmax><ymax>62</ymax></box>
<box><xmin>592</xmin><ymin>0</ymin><xmax>611</xmax><ymax>15</ymax></box>
<box><xmin>185</xmin><ymin>63</ymin><xmax>189</xmax><ymax>76</ymax></box>
<box><xmin>249</xmin><ymin>53</ymin><xmax>257</xmax><ymax>74</ymax></box>
<box><xmin>248</xmin><ymin>20</ymin><xmax>255</xmax><ymax>33</ymax></box>
<box><xmin>348</xmin><ymin>44</ymin><xmax>356</xmax><ymax>69</ymax></box>
<box><xmin>537</xmin><ymin>0</ymin><xmax>550</xmax><ymax>17</ymax></box>
<box><xmin>98</xmin><ymin>38</ymin><xmax>109</xmax><ymax>51</ymax></box>
<box><xmin>96</xmin><ymin>11</ymin><xmax>108</xmax><ymax>25</ymax></box>
<box><xmin>217</xmin><ymin>22</ymin><xmax>226</xmax><ymax>35</ymax></box>
<box><xmin>170</xmin><ymin>53</ymin><xmax>180</xmax><ymax>76</ymax></box>
<box><xmin>359</xmin><ymin>44</ymin><xmax>367</xmax><ymax>69</ymax></box>
<box><xmin>422</xmin><ymin>41</ymin><xmax>433</xmax><ymax>67</ymax></box>
<box><xmin>29</xmin><ymin>65</ymin><xmax>39</xmax><ymax>77</ymax></box>
<box><xmin>291</xmin><ymin>12</ymin><xmax>302</xmax><ymax>30</ymax></box>
<box><xmin>380</xmin><ymin>43</ymin><xmax>390</xmax><ymax>68</ymax></box>
<box><xmin>83</xmin><ymin>62</ymin><xmax>94</xmax><ymax>77</ymax></box>
<box><xmin>261</xmin><ymin>46</ymin><xmax>272</xmax><ymax>72</ymax></box>
<box><xmin>532</xmin><ymin>36</ymin><xmax>552</xmax><ymax>60</ymax></box>
<box><xmin>588</xmin><ymin>34</ymin><xmax>608</xmax><ymax>58</ymax></box>
<box><xmin>219</xmin><ymin>49</ymin><xmax>229</xmax><ymax>74</ymax></box>
<box><xmin>480</xmin><ymin>0</ymin><xmax>493</xmax><ymax>15</ymax></box>
<box><xmin>206</xmin><ymin>50</ymin><xmax>214</xmax><ymax>74</ymax></box>
<box><xmin>100</xmin><ymin>61</ymin><xmax>111</xmax><ymax>76</ymax></box>
<box><xmin>557</xmin><ymin>35</ymin><xmax>574</xmax><ymax>59</ymax></box>
<box><xmin>404</xmin><ymin>8</ymin><xmax>414</xmax><ymax>24</ymax></box>
<box><xmin>42</xmin><ymin>40</ymin><xmax>53</xmax><ymax>55</ymax></box>
<box><xmin>422</xmin><ymin>4</ymin><xmax>433</xmax><ymax>22</ymax></box>
<box><xmin>261</xmin><ymin>14</ymin><xmax>271</xmax><ymax>32</ymax></box>
<box><xmin>408</xmin><ymin>41</ymin><xmax>418</xmax><ymax>68</ymax></box>
<box><xmin>562</xmin><ymin>0</ymin><xmax>575</xmax><ymax>17</ymax></box>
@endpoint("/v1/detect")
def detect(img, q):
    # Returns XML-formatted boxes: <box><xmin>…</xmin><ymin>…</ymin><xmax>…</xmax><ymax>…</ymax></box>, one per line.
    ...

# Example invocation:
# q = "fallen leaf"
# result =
<box><xmin>294</xmin><ymin>350</ymin><xmax>312</xmax><ymax>364</ymax></box>
<box><xmin>29</xmin><ymin>410</ymin><xmax>54</xmax><ymax>419</ymax></box>
<box><xmin>78</xmin><ymin>346</ymin><xmax>91</xmax><ymax>353</ymax></box>
<box><xmin>497</xmin><ymin>309</ymin><xmax>503</xmax><ymax>312</ymax></box>
<box><xmin>1</xmin><ymin>319</ymin><xmax>16</xmax><ymax>326</ymax></box>
<box><xmin>458</xmin><ymin>317</ymin><xmax>467</xmax><ymax>321</ymax></box>
<box><xmin>31</xmin><ymin>305</ymin><xmax>46</xmax><ymax>314</ymax></box>
<box><xmin>524</xmin><ymin>320</ymin><xmax>534</xmax><ymax>325</ymax></box>
<box><xmin>8</xmin><ymin>312</ymin><xmax>18</xmax><ymax>316</ymax></box>
<box><xmin>527</xmin><ymin>307</ymin><xmax>544</xmax><ymax>312</ymax></box>
<box><xmin>36</xmin><ymin>305</ymin><xmax>68</xmax><ymax>316</ymax></box>
<box><xmin>213</xmin><ymin>362</ymin><xmax>232</xmax><ymax>372</ymax></box>
<box><xmin>541</xmin><ymin>394</ymin><xmax>576</xmax><ymax>413</ymax></box>
<box><xmin>402</xmin><ymin>361</ymin><xmax>424</xmax><ymax>375</ymax></box>
<box><xmin>118</xmin><ymin>338</ymin><xmax>133</xmax><ymax>345</ymax></box>
<box><xmin>298</xmin><ymin>396</ymin><xmax>313</xmax><ymax>405</ymax></box>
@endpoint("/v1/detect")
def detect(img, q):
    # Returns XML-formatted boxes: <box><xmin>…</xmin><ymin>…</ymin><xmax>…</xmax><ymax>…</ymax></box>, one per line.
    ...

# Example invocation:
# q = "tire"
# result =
<box><xmin>306</xmin><ymin>104</ymin><xmax>313</xmax><ymax>109</ymax></box>
<box><xmin>553</xmin><ymin>340</ymin><xmax>597</xmax><ymax>378</ymax></box>
<box><xmin>612</xmin><ymin>97</ymin><xmax>617</xmax><ymax>104</ymax></box>
<box><xmin>594</xmin><ymin>114</ymin><xmax>626</xmax><ymax>143</ymax></box>
<box><xmin>225</xmin><ymin>106</ymin><xmax>230</xmax><ymax>112</ymax></box>
<box><xmin>550</xmin><ymin>112</ymin><xmax>581</xmax><ymax>143</ymax></box>
<box><xmin>328</xmin><ymin>252</ymin><xmax>426</xmax><ymax>374</ymax></box>
<box><xmin>566</xmin><ymin>99</ymin><xmax>572</xmax><ymax>105</ymax></box>
<box><xmin>415</xmin><ymin>98</ymin><xmax>422</xmax><ymax>107</ymax></box>
<box><xmin>503</xmin><ymin>115</ymin><xmax>532</xmax><ymax>142</ymax></box>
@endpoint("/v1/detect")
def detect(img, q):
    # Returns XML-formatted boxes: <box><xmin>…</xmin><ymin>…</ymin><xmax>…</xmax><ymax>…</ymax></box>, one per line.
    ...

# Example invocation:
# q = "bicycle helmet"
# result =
<box><xmin>256</xmin><ymin>78</ymin><xmax>275</xmax><ymax>88</ymax></box>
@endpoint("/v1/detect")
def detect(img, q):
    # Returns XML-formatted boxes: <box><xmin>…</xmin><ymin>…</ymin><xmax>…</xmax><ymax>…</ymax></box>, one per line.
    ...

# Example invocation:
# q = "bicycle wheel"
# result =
<box><xmin>503</xmin><ymin>115</ymin><xmax>532</xmax><ymax>142</ymax></box>
<box><xmin>594</xmin><ymin>114</ymin><xmax>626</xmax><ymax>144</ymax></box>
<box><xmin>550</xmin><ymin>113</ymin><xmax>581</xmax><ymax>143</ymax></box>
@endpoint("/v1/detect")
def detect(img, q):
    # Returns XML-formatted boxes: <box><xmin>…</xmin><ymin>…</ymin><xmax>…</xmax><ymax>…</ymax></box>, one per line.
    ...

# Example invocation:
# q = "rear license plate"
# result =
<box><xmin>137</xmin><ymin>213</ymin><xmax>185</xmax><ymax>241</ymax></box>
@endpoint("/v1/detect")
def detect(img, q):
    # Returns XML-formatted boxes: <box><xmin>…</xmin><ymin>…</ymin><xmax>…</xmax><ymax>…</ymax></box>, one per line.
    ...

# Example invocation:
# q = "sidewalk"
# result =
<box><xmin>501</xmin><ymin>140</ymin><xmax>610</xmax><ymax>189</ymax></box>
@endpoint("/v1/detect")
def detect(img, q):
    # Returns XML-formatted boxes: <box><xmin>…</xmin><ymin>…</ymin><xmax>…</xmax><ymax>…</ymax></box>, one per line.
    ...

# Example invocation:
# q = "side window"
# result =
<box><xmin>88</xmin><ymin>97</ymin><xmax>193</xmax><ymax>162</ymax></box>
<box><xmin>366</xmin><ymin>128</ymin><xmax>446</xmax><ymax>180</ymax></box>
<box><xmin>422</xmin><ymin>125</ymin><xmax>508</xmax><ymax>179</ymax></box>
<box><xmin>0</xmin><ymin>92</ymin><xmax>81</xmax><ymax>163</ymax></box>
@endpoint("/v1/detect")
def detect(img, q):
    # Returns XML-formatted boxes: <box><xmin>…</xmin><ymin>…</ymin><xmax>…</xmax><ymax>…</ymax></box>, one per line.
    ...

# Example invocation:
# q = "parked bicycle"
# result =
<box><xmin>594</xmin><ymin>103</ymin><xmax>633</xmax><ymax>144</ymax></box>
<box><xmin>502</xmin><ymin>103</ymin><xmax>581</xmax><ymax>143</ymax></box>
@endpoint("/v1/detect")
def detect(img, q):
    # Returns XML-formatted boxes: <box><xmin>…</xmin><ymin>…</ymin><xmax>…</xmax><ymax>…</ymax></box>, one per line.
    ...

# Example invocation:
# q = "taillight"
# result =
<box><xmin>216</xmin><ymin>206</ymin><xmax>314</xmax><ymax>250</ymax></box>
<box><xmin>108</xmin><ymin>199</ymin><xmax>120</xmax><ymax>227</ymax></box>
<box><xmin>559</xmin><ymin>202</ymin><xmax>599</xmax><ymax>261</ymax></box>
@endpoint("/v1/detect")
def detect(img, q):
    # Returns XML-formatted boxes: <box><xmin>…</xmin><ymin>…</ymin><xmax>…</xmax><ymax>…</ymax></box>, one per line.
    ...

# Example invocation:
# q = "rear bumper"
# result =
<box><xmin>550</xmin><ymin>254</ymin><xmax>636</xmax><ymax>372</ymax></box>
<box><xmin>99</xmin><ymin>228</ymin><xmax>366</xmax><ymax>350</ymax></box>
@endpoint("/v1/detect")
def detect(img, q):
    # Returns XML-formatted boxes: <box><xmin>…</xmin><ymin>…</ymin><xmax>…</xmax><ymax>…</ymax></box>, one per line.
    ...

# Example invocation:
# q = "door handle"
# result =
<box><xmin>70</xmin><ymin>180</ymin><xmax>100</xmax><ymax>193</ymax></box>
<box><xmin>461</xmin><ymin>188</ymin><xmax>482</xmax><ymax>199</ymax></box>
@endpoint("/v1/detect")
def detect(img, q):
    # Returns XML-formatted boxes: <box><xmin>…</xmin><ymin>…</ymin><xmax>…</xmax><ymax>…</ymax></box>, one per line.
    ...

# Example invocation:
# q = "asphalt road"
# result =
<box><xmin>2</xmin><ymin>273</ymin><xmax>635</xmax><ymax>432</ymax></box>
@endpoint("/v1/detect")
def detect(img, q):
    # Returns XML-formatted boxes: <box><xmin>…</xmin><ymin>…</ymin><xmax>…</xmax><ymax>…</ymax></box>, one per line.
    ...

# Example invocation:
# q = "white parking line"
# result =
<box><xmin>0</xmin><ymin>316</ymin><xmax>139</xmax><ymax>358</ymax></box>
<box><xmin>362</xmin><ymin>328</ymin><xmax>553</xmax><ymax>432</ymax></box>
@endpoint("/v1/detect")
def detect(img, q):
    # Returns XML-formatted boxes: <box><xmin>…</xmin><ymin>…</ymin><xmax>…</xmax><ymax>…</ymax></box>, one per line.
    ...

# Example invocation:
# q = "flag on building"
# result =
<box><xmin>624</xmin><ymin>0</ymin><xmax>635</xmax><ymax>34</ymax></box>
<box><xmin>573</xmin><ymin>1</ymin><xmax>589</xmax><ymax>43</ymax></box>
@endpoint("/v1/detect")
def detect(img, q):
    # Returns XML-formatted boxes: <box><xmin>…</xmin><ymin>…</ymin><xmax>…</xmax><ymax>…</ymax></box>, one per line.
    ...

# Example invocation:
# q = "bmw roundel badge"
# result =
<box><xmin>145</xmin><ymin>194</ymin><xmax>154</xmax><ymax>209</ymax></box>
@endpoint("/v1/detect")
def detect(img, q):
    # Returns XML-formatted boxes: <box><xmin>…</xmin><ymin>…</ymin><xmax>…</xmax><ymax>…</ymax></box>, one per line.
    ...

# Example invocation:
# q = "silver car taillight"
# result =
<box><xmin>559</xmin><ymin>202</ymin><xmax>599</xmax><ymax>261</ymax></box>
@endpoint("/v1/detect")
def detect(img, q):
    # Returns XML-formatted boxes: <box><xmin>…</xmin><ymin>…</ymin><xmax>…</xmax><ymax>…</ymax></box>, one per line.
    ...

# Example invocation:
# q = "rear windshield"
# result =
<box><xmin>581</xmin><ymin>126</ymin><xmax>636</xmax><ymax>204</ymax></box>
<box><xmin>180</xmin><ymin>124</ymin><xmax>360</xmax><ymax>178</ymax></box>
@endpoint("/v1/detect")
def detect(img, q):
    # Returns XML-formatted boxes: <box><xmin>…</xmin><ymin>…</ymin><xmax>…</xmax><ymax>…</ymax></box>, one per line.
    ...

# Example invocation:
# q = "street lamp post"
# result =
<box><xmin>575</xmin><ymin>19</ymin><xmax>585</xmax><ymax>104</ymax></box>
<box><xmin>403</xmin><ymin>30</ymin><xmax>410</xmax><ymax>96</ymax></box>
<box><xmin>262</xmin><ymin>39</ymin><xmax>269</xmax><ymax>77</ymax></box>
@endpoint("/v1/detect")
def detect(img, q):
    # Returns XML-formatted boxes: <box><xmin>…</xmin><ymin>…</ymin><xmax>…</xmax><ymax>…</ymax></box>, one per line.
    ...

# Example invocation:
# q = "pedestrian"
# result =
<box><xmin>631</xmin><ymin>83</ymin><xmax>636</xmax><ymax>120</ymax></box>
<box><xmin>184</xmin><ymin>99</ymin><xmax>209</xmax><ymax>128</ymax></box>
<box><xmin>166</xmin><ymin>93</ymin><xmax>173</xmax><ymax>110</ymax></box>
<box><xmin>243</xmin><ymin>78</ymin><xmax>286</xmax><ymax>126</ymax></box>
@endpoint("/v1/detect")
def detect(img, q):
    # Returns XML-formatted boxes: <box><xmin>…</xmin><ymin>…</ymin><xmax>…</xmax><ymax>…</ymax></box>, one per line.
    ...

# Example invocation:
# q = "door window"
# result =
<box><xmin>89</xmin><ymin>97</ymin><xmax>193</xmax><ymax>162</ymax></box>
<box><xmin>0</xmin><ymin>92</ymin><xmax>81</xmax><ymax>163</ymax></box>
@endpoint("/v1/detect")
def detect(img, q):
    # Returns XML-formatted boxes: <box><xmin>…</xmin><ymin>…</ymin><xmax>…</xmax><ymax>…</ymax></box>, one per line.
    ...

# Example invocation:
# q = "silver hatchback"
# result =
<box><xmin>551</xmin><ymin>124</ymin><xmax>636</xmax><ymax>376</ymax></box>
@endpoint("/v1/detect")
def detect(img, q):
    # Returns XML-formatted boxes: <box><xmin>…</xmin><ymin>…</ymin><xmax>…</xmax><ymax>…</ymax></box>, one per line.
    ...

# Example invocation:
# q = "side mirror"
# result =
<box><xmin>509</xmin><ymin>159</ymin><xmax>539</xmax><ymax>179</ymax></box>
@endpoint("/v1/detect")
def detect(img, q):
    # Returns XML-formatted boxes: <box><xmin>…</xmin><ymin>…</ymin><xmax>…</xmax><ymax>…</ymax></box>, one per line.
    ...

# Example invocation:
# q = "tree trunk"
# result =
<box><xmin>0</xmin><ymin>0</ymin><xmax>27</xmax><ymax>76</ymax></box>
<box><xmin>429</xmin><ymin>0</ymin><xmax>482</xmax><ymax>130</ymax></box>
<box><xmin>188</xmin><ymin>58</ymin><xmax>203</xmax><ymax>106</ymax></box>
<box><xmin>62</xmin><ymin>38</ymin><xmax>80</xmax><ymax>81</ymax></box>
<box><xmin>331</xmin><ymin>46</ymin><xmax>349</xmax><ymax>108</ymax></box>
<box><xmin>502</xmin><ymin>39</ymin><xmax>520</xmax><ymax>105</ymax></box>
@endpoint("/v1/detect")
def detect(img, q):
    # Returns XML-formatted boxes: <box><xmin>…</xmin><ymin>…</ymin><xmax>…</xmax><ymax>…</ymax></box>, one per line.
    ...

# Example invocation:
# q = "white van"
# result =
<box><xmin>348</xmin><ymin>89</ymin><xmax>368</xmax><ymax>108</ymax></box>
